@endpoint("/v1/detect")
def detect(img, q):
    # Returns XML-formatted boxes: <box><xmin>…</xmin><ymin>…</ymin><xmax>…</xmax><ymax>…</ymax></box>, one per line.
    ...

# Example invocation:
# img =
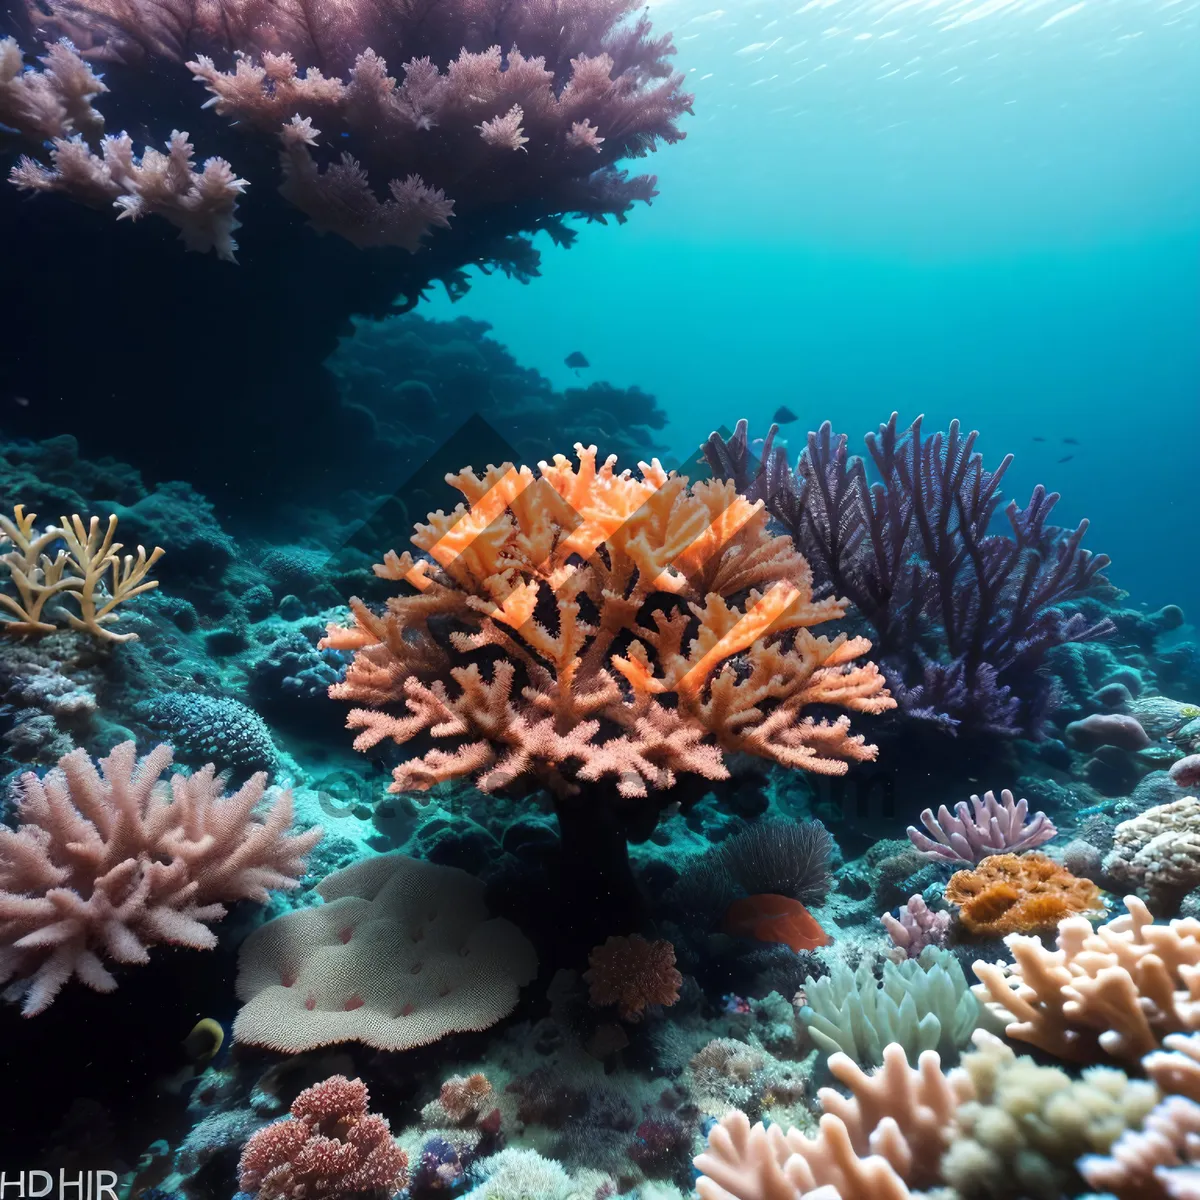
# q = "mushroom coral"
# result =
<box><xmin>322</xmin><ymin>444</ymin><xmax>894</xmax><ymax>930</ymax></box>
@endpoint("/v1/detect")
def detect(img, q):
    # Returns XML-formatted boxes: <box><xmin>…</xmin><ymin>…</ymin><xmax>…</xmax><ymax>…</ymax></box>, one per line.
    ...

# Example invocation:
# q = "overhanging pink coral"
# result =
<box><xmin>0</xmin><ymin>741</ymin><xmax>322</xmax><ymax>1015</ymax></box>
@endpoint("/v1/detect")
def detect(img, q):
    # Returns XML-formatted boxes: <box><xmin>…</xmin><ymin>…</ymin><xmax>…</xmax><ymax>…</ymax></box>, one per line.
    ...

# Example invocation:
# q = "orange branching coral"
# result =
<box><xmin>584</xmin><ymin>934</ymin><xmax>682</xmax><ymax>1021</ymax></box>
<box><xmin>321</xmin><ymin>445</ymin><xmax>895</xmax><ymax>803</ymax></box>
<box><xmin>946</xmin><ymin>852</ymin><xmax>1105</xmax><ymax>937</ymax></box>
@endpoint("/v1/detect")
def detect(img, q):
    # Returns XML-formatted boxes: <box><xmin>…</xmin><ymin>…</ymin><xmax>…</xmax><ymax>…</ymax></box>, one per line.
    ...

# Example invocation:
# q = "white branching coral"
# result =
<box><xmin>12</xmin><ymin>128</ymin><xmax>247</xmax><ymax>260</ymax></box>
<box><xmin>0</xmin><ymin>742</ymin><xmax>322</xmax><ymax>1015</ymax></box>
<box><xmin>0</xmin><ymin>37</ymin><xmax>105</xmax><ymax>141</ymax></box>
<box><xmin>0</xmin><ymin>507</ymin><xmax>164</xmax><ymax>640</ymax></box>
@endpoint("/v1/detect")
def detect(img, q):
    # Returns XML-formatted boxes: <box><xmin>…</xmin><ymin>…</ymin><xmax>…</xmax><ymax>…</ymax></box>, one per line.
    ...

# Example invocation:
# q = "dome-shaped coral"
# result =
<box><xmin>946</xmin><ymin>852</ymin><xmax>1105</xmax><ymax>937</ymax></box>
<box><xmin>584</xmin><ymin>934</ymin><xmax>681</xmax><ymax>1022</ymax></box>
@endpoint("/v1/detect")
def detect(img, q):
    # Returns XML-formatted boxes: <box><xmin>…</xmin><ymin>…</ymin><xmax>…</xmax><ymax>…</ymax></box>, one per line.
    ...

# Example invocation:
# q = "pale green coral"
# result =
<box><xmin>940</xmin><ymin>1030</ymin><xmax>1159</xmax><ymax>1199</ymax></box>
<box><xmin>465</xmin><ymin>1148</ymin><xmax>575</xmax><ymax>1199</ymax></box>
<box><xmin>797</xmin><ymin>946</ymin><xmax>981</xmax><ymax>1066</ymax></box>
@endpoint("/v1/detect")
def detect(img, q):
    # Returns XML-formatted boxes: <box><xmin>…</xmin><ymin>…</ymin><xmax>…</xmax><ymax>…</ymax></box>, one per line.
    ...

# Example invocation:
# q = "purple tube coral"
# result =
<box><xmin>906</xmin><ymin>788</ymin><xmax>1057</xmax><ymax>865</ymax></box>
<box><xmin>704</xmin><ymin>414</ymin><xmax>1113</xmax><ymax>737</ymax></box>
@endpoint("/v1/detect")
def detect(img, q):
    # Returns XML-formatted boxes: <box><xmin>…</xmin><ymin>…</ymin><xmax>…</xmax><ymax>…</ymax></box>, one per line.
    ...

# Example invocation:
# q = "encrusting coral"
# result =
<box><xmin>233</xmin><ymin>851</ymin><xmax>537</xmax><ymax>1053</ymax></box>
<box><xmin>321</xmin><ymin>446</ymin><xmax>893</xmax><ymax>856</ymax></box>
<box><xmin>972</xmin><ymin>896</ymin><xmax>1200</xmax><ymax>1064</ymax></box>
<box><xmin>907</xmin><ymin>789</ymin><xmax>1057</xmax><ymax>865</ymax></box>
<box><xmin>237</xmin><ymin>1074</ymin><xmax>408</xmax><ymax>1199</ymax></box>
<box><xmin>584</xmin><ymin>934</ymin><xmax>681</xmax><ymax>1021</ymax></box>
<box><xmin>1</xmin><ymin>505</ymin><xmax>164</xmax><ymax>640</ymax></box>
<box><xmin>0</xmin><ymin>741</ymin><xmax>321</xmax><ymax>1015</ymax></box>
<box><xmin>945</xmin><ymin>852</ymin><xmax>1105</xmax><ymax>937</ymax></box>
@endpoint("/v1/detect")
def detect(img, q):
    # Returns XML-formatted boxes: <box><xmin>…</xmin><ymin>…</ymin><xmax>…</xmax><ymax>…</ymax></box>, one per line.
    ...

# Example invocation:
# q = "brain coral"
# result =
<box><xmin>233</xmin><ymin>851</ymin><xmax>537</xmax><ymax>1052</ymax></box>
<box><xmin>945</xmin><ymin>852</ymin><xmax>1105</xmax><ymax>938</ymax></box>
<box><xmin>584</xmin><ymin>934</ymin><xmax>681</xmax><ymax>1022</ymax></box>
<box><xmin>1103</xmin><ymin>796</ymin><xmax>1200</xmax><ymax>910</ymax></box>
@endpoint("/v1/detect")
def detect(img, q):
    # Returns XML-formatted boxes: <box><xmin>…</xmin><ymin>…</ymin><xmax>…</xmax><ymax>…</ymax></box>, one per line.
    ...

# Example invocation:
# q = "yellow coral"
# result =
<box><xmin>322</xmin><ymin>445</ymin><xmax>894</xmax><ymax>800</ymax></box>
<box><xmin>946</xmin><ymin>853</ymin><xmax>1105</xmax><ymax>937</ymax></box>
<box><xmin>0</xmin><ymin>506</ymin><xmax>164</xmax><ymax>641</ymax></box>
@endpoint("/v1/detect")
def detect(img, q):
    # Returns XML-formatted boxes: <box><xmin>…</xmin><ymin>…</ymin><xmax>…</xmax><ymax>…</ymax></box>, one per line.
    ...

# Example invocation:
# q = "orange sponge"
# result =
<box><xmin>946</xmin><ymin>852</ymin><xmax>1105</xmax><ymax>937</ymax></box>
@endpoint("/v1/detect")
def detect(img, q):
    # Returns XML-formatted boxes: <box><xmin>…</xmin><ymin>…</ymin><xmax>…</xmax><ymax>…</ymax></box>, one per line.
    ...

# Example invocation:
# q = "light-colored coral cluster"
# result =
<box><xmin>907</xmin><ymin>789</ymin><xmax>1056</xmax><ymax>865</ymax></box>
<box><xmin>238</xmin><ymin>1074</ymin><xmax>408</xmax><ymax>1199</ymax></box>
<box><xmin>972</xmin><ymin>896</ymin><xmax>1200</xmax><ymax>1063</ymax></box>
<box><xmin>12</xmin><ymin>126</ymin><xmax>247</xmax><ymax>260</ymax></box>
<box><xmin>882</xmin><ymin>894</ymin><xmax>952</xmax><ymax>961</ymax></box>
<box><xmin>1104</xmin><ymin>796</ymin><xmax>1200</xmax><ymax>909</ymax></box>
<box><xmin>233</xmin><ymin>851</ymin><xmax>537</xmax><ymax>1053</ymax></box>
<box><xmin>0</xmin><ymin>741</ymin><xmax>321</xmax><ymax>1015</ymax></box>
<box><xmin>695</xmin><ymin>1030</ymin><xmax>1162</xmax><ymax>1200</ymax></box>
<box><xmin>321</xmin><ymin>445</ymin><xmax>894</xmax><ymax>801</ymax></box>
<box><xmin>945</xmin><ymin>852</ymin><xmax>1105</xmax><ymax>937</ymax></box>
<box><xmin>1</xmin><ymin>507</ymin><xmax>164</xmax><ymax>640</ymax></box>
<box><xmin>584</xmin><ymin>934</ymin><xmax>681</xmax><ymax>1021</ymax></box>
<box><xmin>0</xmin><ymin>36</ymin><xmax>104</xmax><ymax>141</ymax></box>
<box><xmin>798</xmin><ymin>947</ymin><xmax>980</xmax><ymax>1067</ymax></box>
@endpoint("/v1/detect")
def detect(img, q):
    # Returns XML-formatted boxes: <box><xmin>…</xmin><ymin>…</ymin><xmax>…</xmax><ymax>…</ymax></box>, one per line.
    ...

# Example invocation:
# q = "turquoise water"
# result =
<box><xmin>426</xmin><ymin>0</ymin><xmax>1200</xmax><ymax>606</ymax></box>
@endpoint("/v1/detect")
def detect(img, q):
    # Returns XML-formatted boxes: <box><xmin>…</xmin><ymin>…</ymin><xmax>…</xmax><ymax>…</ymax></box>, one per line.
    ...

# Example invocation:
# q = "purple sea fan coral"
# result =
<box><xmin>906</xmin><ymin>788</ymin><xmax>1057</xmax><ymax>865</ymax></box>
<box><xmin>703</xmin><ymin>414</ymin><xmax>1113</xmax><ymax>737</ymax></box>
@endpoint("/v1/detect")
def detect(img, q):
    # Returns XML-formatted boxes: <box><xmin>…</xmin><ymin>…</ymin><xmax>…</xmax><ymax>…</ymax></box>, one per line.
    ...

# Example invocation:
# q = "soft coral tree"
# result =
<box><xmin>321</xmin><ymin>443</ymin><xmax>894</xmax><ymax>937</ymax></box>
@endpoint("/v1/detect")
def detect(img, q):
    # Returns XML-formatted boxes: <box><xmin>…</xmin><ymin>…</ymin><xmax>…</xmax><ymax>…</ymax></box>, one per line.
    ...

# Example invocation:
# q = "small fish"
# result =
<box><xmin>564</xmin><ymin>351</ymin><xmax>589</xmax><ymax>372</ymax></box>
<box><xmin>12</xmin><ymin>395</ymin><xmax>29</xmax><ymax>408</ymax></box>
<box><xmin>1063</xmin><ymin>436</ymin><xmax>1079</xmax><ymax>445</ymax></box>
<box><xmin>1032</xmin><ymin>436</ymin><xmax>1046</xmax><ymax>442</ymax></box>
<box><xmin>773</xmin><ymin>405</ymin><xmax>799</xmax><ymax>424</ymax></box>
<box><xmin>183</xmin><ymin>1017</ymin><xmax>225</xmax><ymax>1064</ymax></box>
<box><xmin>1058</xmin><ymin>454</ymin><xmax>1074</xmax><ymax>463</ymax></box>
<box><xmin>724</xmin><ymin>893</ymin><xmax>832</xmax><ymax>952</ymax></box>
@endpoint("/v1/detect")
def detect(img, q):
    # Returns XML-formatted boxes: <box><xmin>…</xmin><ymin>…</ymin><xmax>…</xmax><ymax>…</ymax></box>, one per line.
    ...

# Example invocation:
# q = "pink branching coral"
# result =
<box><xmin>238</xmin><ymin>1074</ymin><xmax>408</xmax><ymax>1199</ymax></box>
<box><xmin>0</xmin><ymin>741</ymin><xmax>322</xmax><ymax>1015</ymax></box>
<box><xmin>882</xmin><ymin>894</ymin><xmax>952</xmax><ymax>961</ymax></box>
<box><xmin>907</xmin><ymin>788</ymin><xmax>1057</xmax><ymax>866</ymax></box>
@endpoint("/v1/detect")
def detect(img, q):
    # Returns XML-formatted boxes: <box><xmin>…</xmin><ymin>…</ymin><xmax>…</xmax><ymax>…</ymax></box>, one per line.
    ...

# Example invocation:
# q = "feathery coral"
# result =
<box><xmin>946</xmin><ymin>852</ymin><xmax>1105</xmax><ymax>937</ymax></box>
<box><xmin>1</xmin><ymin>506</ymin><xmax>164</xmax><ymax>640</ymax></box>
<box><xmin>972</xmin><ymin>896</ymin><xmax>1200</xmax><ymax>1063</ymax></box>
<box><xmin>907</xmin><ymin>788</ymin><xmax>1057</xmax><ymax>865</ymax></box>
<box><xmin>584</xmin><ymin>934</ymin><xmax>681</xmax><ymax>1021</ymax></box>
<box><xmin>322</xmin><ymin>445</ymin><xmax>894</xmax><ymax>811</ymax></box>
<box><xmin>238</xmin><ymin>1074</ymin><xmax>408</xmax><ymax>1199</ymax></box>
<box><xmin>0</xmin><ymin>741</ymin><xmax>321</xmax><ymax>1015</ymax></box>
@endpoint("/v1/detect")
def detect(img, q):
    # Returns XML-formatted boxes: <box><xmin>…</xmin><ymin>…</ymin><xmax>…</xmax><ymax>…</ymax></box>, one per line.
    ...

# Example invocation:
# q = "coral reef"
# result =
<box><xmin>233</xmin><ymin>851</ymin><xmax>537</xmax><ymax>1052</ymax></box>
<box><xmin>704</xmin><ymin>416</ymin><xmax>1112</xmax><ymax>737</ymax></box>
<box><xmin>237</xmin><ymin>1074</ymin><xmax>408</xmax><ymax>1198</ymax></box>
<box><xmin>0</xmin><ymin>741</ymin><xmax>320</xmax><ymax>1014</ymax></box>
<box><xmin>1</xmin><ymin>506</ymin><xmax>164</xmax><ymax>639</ymax></box>
<box><xmin>945</xmin><ymin>852</ymin><xmax>1105</xmax><ymax>937</ymax></box>
<box><xmin>907</xmin><ymin>789</ymin><xmax>1057</xmax><ymax>865</ymax></box>
<box><xmin>584</xmin><ymin>935</ymin><xmax>682</xmax><ymax>1021</ymax></box>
